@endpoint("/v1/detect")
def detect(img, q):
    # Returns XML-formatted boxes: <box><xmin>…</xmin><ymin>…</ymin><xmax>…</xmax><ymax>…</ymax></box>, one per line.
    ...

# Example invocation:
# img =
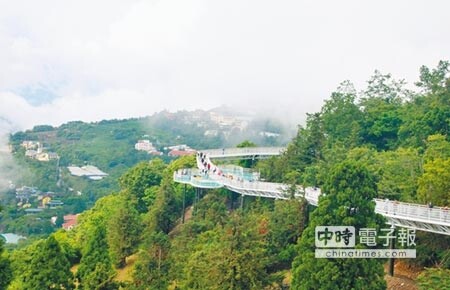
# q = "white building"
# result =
<box><xmin>259</xmin><ymin>131</ymin><xmax>280</xmax><ymax>138</ymax></box>
<box><xmin>166</xmin><ymin>144</ymin><xmax>192</xmax><ymax>151</ymax></box>
<box><xmin>204</xmin><ymin>130</ymin><xmax>219</xmax><ymax>137</ymax></box>
<box><xmin>67</xmin><ymin>165</ymin><xmax>108</xmax><ymax>180</ymax></box>
<box><xmin>21</xmin><ymin>141</ymin><xmax>40</xmax><ymax>150</ymax></box>
<box><xmin>135</xmin><ymin>140</ymin><xmax>157</xmax><ymax>153</ymax></box>
<box><xmin>25</xmin><ymin>149</ymin><xmax>38</xmax><ymax>158</ymax></box>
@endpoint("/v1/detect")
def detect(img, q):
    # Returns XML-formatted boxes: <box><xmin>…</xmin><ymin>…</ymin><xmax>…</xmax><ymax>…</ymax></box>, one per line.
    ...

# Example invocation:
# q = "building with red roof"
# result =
<box><xmin>62</xmin><ymin>214</ymin><xmax>79</xmax><ymax>230</ymax></box>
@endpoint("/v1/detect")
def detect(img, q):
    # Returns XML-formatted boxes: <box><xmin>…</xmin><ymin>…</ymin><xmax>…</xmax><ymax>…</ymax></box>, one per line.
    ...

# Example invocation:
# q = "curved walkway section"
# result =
<box><xmin>201</xmin><ymin>147</ymin><xmax>285</xmax><ymax>159</ymax></box>
<box><xmin>173</xmin><ymin>147</ymin><xmax>450</xmax><ymax>236</ymax></box>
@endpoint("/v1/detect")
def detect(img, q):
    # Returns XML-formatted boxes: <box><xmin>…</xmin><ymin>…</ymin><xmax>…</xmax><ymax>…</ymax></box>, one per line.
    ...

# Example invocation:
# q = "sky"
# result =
<box><xmin>0</xmin><ymin>0</ymin><xmax>449</xmax><ymax>132</ymax></box>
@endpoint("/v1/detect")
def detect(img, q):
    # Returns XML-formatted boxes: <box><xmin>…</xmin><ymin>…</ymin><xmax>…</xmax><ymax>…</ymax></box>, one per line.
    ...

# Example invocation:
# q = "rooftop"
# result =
<box><xmin>0</xmin><ymin>233</ymin><xmax>27</xmax><ymax>244</ymax></box>
<box><xmin>67</xmin><ymin>165</ymin><xmax>108</xmax><ymax>179</ymax></box>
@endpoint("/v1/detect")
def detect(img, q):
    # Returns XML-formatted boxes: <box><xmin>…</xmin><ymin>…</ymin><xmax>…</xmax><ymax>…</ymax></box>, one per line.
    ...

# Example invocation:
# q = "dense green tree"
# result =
<box><xmin>77</xmin><ymin>225</ymin><xmax>117</xmax><ymax>290</ymax></box>
<box><xmin>107</xmin><ymin>194</ymin><xmax>142</xmax><ymax>268</ymax></box>
<box><xmin>236</xmin><ymin>140</ymin><xmax>258</xmax><ymax>148</ymax></box>
<box><xmin>256</xmin><ymin>155</ymin><xmax>285</xmax><ymax>182</ymax></box>
<box><xmin>423</xmin><ymin>134</ymin><xmax>450</xmax><ymax>161</ymax></box>
<box><xmin>358</xmin><ymin>71</ymin><xmax>410</xmax><ymax>150</ymax></box>
<box><xmin>267</xmin><ymin>199</ymin><xmax>307</xmax><ymax>269</ymax></box>
<box><xmin>0</xmin><ymin>206</ymin><xmax>12</xmax><ymax>290</ymax></box>
<box><xmin>132</xmin><ymin>231</ymin><xmax>171</xmax><ymax>290</ymax></box>
<box><xmin>22</xmin><ymin>236</ymin><xmax>73</xmax><ymax>289</ymax></box>
<box><xmin>417</xmin><ymin>268</ymin><xmax>450</xmax><ymax>290</ymax></box>
<box><xmin>281</xmin><ymin>113</ymin><xmax>325</xmax><ymax>180</ymax></box>
<box><xmin>82</xmin><ymin>263</ymin><xmax>118</xmax><ymax>290</ymax></box>
<box><xmin>168</xmin><ymin>193</ymin><xmax>230</xmax><ymax>286</ymax></box>
<box><xmin>376</xmin><ymin>147</ymin><xmax>421</xmax><ymax>201</ymax></box>
<box><xmin>400</xmin><ymin>61</ymin><xmax>450</xmax><ymax>147</ymax></box>
<box><xmin>52</xmin><ymin>229</ymin><xmax>81</xmax><ymax>264</ymax></box>
<box><xmin>182</xmin><ymin>212</ymin><xmax>269</xmax><ymax>290</ymax></box>
<box><xmin>417</xmin><ymin>135</ymin><xmax>450</xmax><ymax>205</ymax></box>
<box><xmin>7</xmin><ymin>240</ymin><xmax>39</xmax><ymax>289</ymax></box>
<box><xmin>416</xmin><ymin>60</ymin><xmax>449</xmax><ymax>94</ymax></box>
<box><xmin>145</xmin><ymin>176</ymin><xmax>179</xmax><ymax>234</ymax></box>
<box><xmin>398</xmin><ymin>93</ymin><xmax>450</xmax><ymax>148</ymax></box>
<box><xmin>321</xmin><ymin>81</ymin><xmax>362</xmax><ymax>147</ymax></box>
<box><xmin>291</xmin><ymin>161</ymin><xmax>386</xmax><ymax>290</ymax></box>
<box><xmin>236</xmin><ymin>140</ymin><xmax>258</xmax><ymax>168</ymax></box>
<box><xmin>418</xmin><ymin>158</ymin><xmax>450</xmax><ymax>206</ymax></box>
<box><xmin>363</xmin><ymin>70</ymin><xmax>412</xmax><ymax>102</ymax></box>
<box><xmin>119</xmin><ymin>159</ymin><xmax>166</xmax><ymax>212</ymax></box>
<box><xmin>181</xmin><ymin>230</ymin><xmax>226</xmax><ymax>289</ymax></box>
<box><xmin>193</xmin><ymin>193</ymin><xmax>228</xmax><ymax>226</ymax></box>
<box><xmin>413</xmin><ymin>232</ymin><xmax>450</xmax><ymax>269</ymax></box>
<box><xmin>359</xmin><ymin>96</ymin><xmax>403</xmax><ymax>151</ymax></box>
<box><xmin>74</xmin><ymin>194</ymin><xmax>120</xmax><ymax>251</ymax></box>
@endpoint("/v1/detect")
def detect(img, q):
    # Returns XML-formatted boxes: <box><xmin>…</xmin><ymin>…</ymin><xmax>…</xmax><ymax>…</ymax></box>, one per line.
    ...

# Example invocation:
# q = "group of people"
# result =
<box><xmin>197</xmin><ymin>152</ymin><xmax>222</xmax><ymax>176</ymax></box>
<box><xmin>196</xmin><ymin>152</ymin><xmax>249</xmax><ymax>183</ymax></box>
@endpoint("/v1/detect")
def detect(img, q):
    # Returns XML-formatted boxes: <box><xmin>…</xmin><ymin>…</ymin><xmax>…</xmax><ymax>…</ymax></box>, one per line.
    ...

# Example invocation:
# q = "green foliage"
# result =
<box><xmin>236</xmin><ymin>140</ymin><xmax>257</xmax><ymax>148</ymax></box>
<box><xmin>417</xmin><ymin>267</ymin><xmax>450</xmax><ymax>290</ymax></box>
<box><xmin>8</xmin><ymin>240</ymin><xmax>39</xmax><ymax>289</ymax></box>
<box><xmin>82</xmin><ymin>263</ymin><xmax>118</xmax><ymax>290</ymax></box>
<box><xmin>413</xmin><ymin>232</ymin><xmax>450</xmax><ymax>268</ymax></box>
<box><xmin>0</xmin><ymin>231</ymin><xmax>12</xmax><ymax>290</ymax></box>
<box><xmin>74</xmin><ymin>194</ymin><xmax>120</xmax><ymax>250</ymax></box>
<box><xmin>291</xmin><ymin>161</ymin><xmax>386</xmax><ymax>290</ymax></box>
<box><xmin>193</xmin><ymin>193</ymin><xmax>228</xmax><ymax>227</ymax></box>
<box><xmin>1</xmin><ymin>212</ymin><xmax>55</xmax><ymax>236</ymax></box>
<box><xmin>52</xmin><ymin>230</ymin><xmax>81</xmax><ymax>264</ymax></box>
<box><xmin>119</xmin><ymin>159</ymin><xmax>166</xmax><ymax>213</ymax></box>
<box><xmin>418</xmin><ymin>135</ymin><xmax>450</xmax><ymax>205</ymax></box>
<box><xmin>32</xmin><ymin>124</ymin><xmax>55</xmax><ymax>132</ymax></box>
<box><xmin>358</xmin><ymin>71</ymin><xmax>410</xmax><ymax>149</ymax></box>
<box><xmin>107</xmin><ymin>194</ymin><xmax>142</xmax><ymax>268</ymax></box>
<box><xmin>77</xmin><ymin>225</ymin><xmax>117</xmax><ymax>289</ymax></box>
<box><xmin>132</xmin><ymin>231</ymin><xmax>171</xmax><ymax>290</ymax></box>
<box><xmin>375</xmin><ymin>147</ymin><xmax>421</xmax><ymax>201</ymax></box>
<box><xmin>236</xmin><ymin>140</ymin><xmax>258</xmax><ymax>168</ymax></box>
<box><xmin>5</xmin><ymin>60</ymin><xmax>450</xmax><ymax>289</ymax></box>
<box><xmin>416</xmin><ymin>60</ymin><xmax>449</xmax><ymax>94</ymax></box>
<box><xmin>267</xmin><ymin>199</ymin><xmax>307</xmax><ymax>269</ymax></box>
<box><xmin>423</xmin><ymin>134</ymin><xmax>450</xmax><ymax>161</ymax></box>
<box><xmin>418</xmin><ymin>158</ymin><xmax>450</xmax><ymax>206</ymax></box>
<box><xmin>22</xmin><ymin>236</ymin><xmax>73</xmax><ymax>289</ymax></box>
<box><xmin>180</xmin><ymin>212</ymin><xmax>270</xmax><ymax>290</ymax></box>
<box><xmin>145</xmin><ymin>178</ymin><xmax>179</xmax><ymax>234</ymax></box>
<box><xmin>321</xmin><ymin>82</ymin><xmax>362</xmax><ymax>147</ymax></box>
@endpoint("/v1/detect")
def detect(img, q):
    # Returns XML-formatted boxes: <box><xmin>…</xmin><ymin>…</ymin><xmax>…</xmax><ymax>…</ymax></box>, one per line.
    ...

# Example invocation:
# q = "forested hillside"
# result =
<box><xmin>0</xmin><ymin>109</ymin><xmax>288</xmax><ymax>239</ymax></box>
<box><xmin>0</xmin><ymin>61</ymin><xmax>449</xmax><ymax>289</ymax></box>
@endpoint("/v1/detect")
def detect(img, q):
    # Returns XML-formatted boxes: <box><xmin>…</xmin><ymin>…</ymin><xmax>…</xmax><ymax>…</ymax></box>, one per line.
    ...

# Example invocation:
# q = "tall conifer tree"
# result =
<box><xmin>291</xmin><ymin>161</ymin><xmax>386</xmax><ymax>290</ymax></box>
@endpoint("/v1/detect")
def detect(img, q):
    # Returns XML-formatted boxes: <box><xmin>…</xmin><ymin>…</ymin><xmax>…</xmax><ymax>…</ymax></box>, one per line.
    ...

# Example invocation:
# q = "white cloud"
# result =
<box><xmin>0</xmin><ymin>0</ymin><xmax>449</xmax><ymax>131</ymax></box>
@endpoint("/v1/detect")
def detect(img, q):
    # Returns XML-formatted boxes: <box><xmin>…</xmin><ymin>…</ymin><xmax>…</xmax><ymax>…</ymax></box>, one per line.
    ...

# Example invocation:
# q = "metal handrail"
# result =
<box><xmin>201</xmin><ymin>147</ymin><xmax>285</xmax><ymax>158</ymax></box>
<box><xmin>174</xmin><ymin>147</ymin><xmax>450</xmax><ymax>235</ymax></box>
<box><xmin>174</xmin><ymin>169</ymin><xmax>450</xmax><ymax>227</ymax></box>
<box><xmin>374</xmin><ymin>198</ymin><xmax>450</xmax><ymax>224</ymax></box>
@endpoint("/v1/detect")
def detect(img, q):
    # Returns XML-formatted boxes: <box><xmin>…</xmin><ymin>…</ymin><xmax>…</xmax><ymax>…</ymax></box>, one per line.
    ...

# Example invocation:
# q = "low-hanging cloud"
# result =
<box><xmin>0</xmin><ymin>0</ymin><xmax>449</xmax><ymax>131</ymax></box>
<box><xmin>0</xmin><ymin>121</ymin><xmax>23</xmax><ymax>194</ymax></box>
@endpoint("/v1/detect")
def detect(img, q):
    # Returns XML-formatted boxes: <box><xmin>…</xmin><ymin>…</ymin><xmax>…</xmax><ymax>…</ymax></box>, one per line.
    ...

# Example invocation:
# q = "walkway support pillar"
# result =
<box><xmin>182</xmin><ymin>184</ymin><xmax>186</xmax><ymax>223</ymax></box>
<box><xmin>193</xmin><ymin>188</ymin><xmax>199</xmax><ymax>216</ymax></box>
<box><xmin>240</xmin><ymin>194</ymin><xmax>244</xmax><ymax>210</ymax></box>
<box><xmin>388</xmin><ymin>225</ymin><xmax>396</xmax><ymax>276</ymax></box>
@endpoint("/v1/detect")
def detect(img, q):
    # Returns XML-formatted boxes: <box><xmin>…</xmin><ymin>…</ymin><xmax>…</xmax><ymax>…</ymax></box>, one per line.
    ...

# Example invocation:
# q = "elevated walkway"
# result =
<box><xmin>174</xmin><ymin>147</ymin><xmax>450</xmax><ymax>235</ymax></box>
<box><xmin>200</xmin><ymin>147</ymin><xmax>285</xmax><ymax>159</ymax></box>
